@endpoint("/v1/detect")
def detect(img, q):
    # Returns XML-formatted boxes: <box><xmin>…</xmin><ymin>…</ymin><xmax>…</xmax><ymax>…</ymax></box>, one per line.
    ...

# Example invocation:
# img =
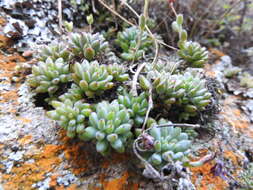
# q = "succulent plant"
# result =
<box><xmin>79</xmin><ymin>100</ymin><xmax>133</xmax><ymax>155</ymax></box>
<box><xmin>115</xmin><ymin>26</ymin><xmax>153</xmax><ymax>61</ymax></box>
<box><xmin>146</xmin><ymin>118</ymin><xmax>198</xmax><ymax>139</ymax></box>
<box><xmin>177</xmin><ymin>41</ymin><xmax>209</xmax><ymax>68</ymax></box>
<box><xmin>70</xmin><ymin>32</ymin><xmax>109</xmax><ymax>61</ymax></box>
<box><xmin>47</xmin><ymin>99</ymin><xmax>92</xmax><ymax>138</ymax></box>
<box><xmin>28</xmin><ymin>58</ymin><xmax>71</xmax><ymax>95</ymax></box>
<box><xmin>224</xmin><ymin>67</ymin><xmax>242</xmax><ymax>78</ymax></box>
<box><xmin>240</xmin><ymin>72</ymin><xmax>253</xmax><ymax>88</ymax></box>
<box><xmin>106</xmin><ymin>63</ymin><xmax>129</xmax><ymax>82</ymax></box>
<box><xmin>140</xmin><ymin>72</ymin><xmax>212</xmax><ymax>120</ymax></box>
<box><xmin>142</xmin><ymin>119</ymin><xmax>192</xmax><ymax>168</ymax></box>
<box><xmin>72</xmin><ymin>60</ymin><xmax>114</xmax><ymax>98</ymax></box>
<box><xmin>38</xmin><ymin>43</ymin><xmax>72</xmax><ymax>62</ymax></box>
<box><xmin>59</xmin><ymin>83</ymin><xmax>83</xmax><ymax>102</ymax></box>
<box><xmin>172</xmin><ymin>14</ymin><xmax>208</xmax><ymax>67</ymax></box>
<box><xmin>118</xmin><ymin>91</ymin><xmax>148</xmax><ymax>126</ymax></box>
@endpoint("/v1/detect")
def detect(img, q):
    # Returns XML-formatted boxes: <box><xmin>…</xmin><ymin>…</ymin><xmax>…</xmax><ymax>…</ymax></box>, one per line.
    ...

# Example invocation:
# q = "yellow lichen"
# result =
<box><xmin>18</xmin><ymin>135</ymin><xmax>33</xmax><ymax>146</ymax></box>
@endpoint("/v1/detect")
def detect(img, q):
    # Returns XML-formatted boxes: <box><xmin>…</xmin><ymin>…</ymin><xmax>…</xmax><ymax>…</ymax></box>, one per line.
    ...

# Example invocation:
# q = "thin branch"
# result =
<box><xmin>130</xmin><ymin>62</ymin><xmax>146</xmax><ymax>96</ymax></box>
<box><xmin>121</xmin><ymin>0</ymin><xmax>177</xmax><ymax>51</ymax></box>
<box><xmin>204</xmin><ymin>0</ymin><xmax>243</xmax><ymax>38</ymax></box>
<box><xmin>142</xmin><ymin>87</ymin><xmax>153</xmax><ymax>131</ymax></box>
<box><xmin>149</xmin><ymin>123</ymin><xmax>201</xmax><ymax>130</ymax></box>
<box><xmin>58</xmin><ymin>0</ymin><xmax>62</xmax><ymax>32</ymax></box>
<box><xmin>97</xmin><ymin>0</ymin><xmax>134</xmax><ymax>26</ymax></box>
<box><xmin>169</xmin><ymin>2</ymin><xmax>177</xmax><ymax>17</ymax></box>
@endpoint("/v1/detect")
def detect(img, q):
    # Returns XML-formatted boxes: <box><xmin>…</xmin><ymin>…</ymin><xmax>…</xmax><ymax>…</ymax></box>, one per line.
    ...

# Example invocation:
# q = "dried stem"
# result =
<box><xmin>142</xmin><ymin>87</ymin><xmax>153</xmax><ymax>131</ymax></box>
<box><xmin>130</xmin><ymin>62</ymin><xmax>146</xmax><ymax>96</ymax></box>
<box><xmin>58</xmin><ymin>0</ymin><xmax>62</xmax><ymax>32</ymax></box>
<box><xmin>204</xmin><ymin>0</ymin><xmax>243</xmax><ymax>38</ymax></box>
<box><xmin>169</xmin><ymin>2</ymin><xmax>177</xmax><ymax>17</ymax></box>
<box><xmin>97</xmin><ymin>0</ymin><xmax>134</xmax><ymax>26</ymax></box>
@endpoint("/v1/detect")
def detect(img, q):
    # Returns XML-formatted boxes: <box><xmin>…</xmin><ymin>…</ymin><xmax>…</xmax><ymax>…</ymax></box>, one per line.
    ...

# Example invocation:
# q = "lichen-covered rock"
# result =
<box><xmin>79</xmin><ymin>100</ymin><xmax>133</xmax><ymax>155</ymax></box>
<box><xmin>70</xmin><ymin>32</ymin><xmax>109</xmax><ymax>61</ymax></box>
<box><xmin>115</xmin><ymin>26</ymin><xmax>153</xmax><ymax>61</ymax></box>
<box><xmin>72</xmin><ymin>60</ymin><xmax>114</xmax><ymax>98</ymax></box>
<box><xmin>47</xmin><ymin>99</ymin><xmax>92</xmax><ymax>138</ymax></box>
<box><xmin>27</xmin><ymin>58</ymin><xmax>71</xmax><ymax>95</ymax></box>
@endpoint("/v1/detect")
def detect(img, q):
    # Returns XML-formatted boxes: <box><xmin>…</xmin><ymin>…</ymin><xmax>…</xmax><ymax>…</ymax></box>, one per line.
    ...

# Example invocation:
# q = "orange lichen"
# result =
<box><xmin>1</xmin><ymin>144</ymin><xmax>62</xmax><ymax>190</ymax></box>
<box><xmin>58</xmin><ymin>131</ymin><xmax>89</xmax><ymax>175</ymax></box>
<box><xmin>204</xmin><ymin>63</ymin><xmax>216</xmax><ymax>77</ymax></box>
<box><xmin>209</xmin><ymin>48</ymin><xmax>226</xmax><ymax>57</ymax></box>
<box><xmin>0</xmin><ymin>35</ymin><xmax>11</xmax><ymax>48</ymax></box>
<box><xmin>0</xmin><ymin>53</ymin><xmax>26</xmax><ymax>79</ymax></box>
<box><xmin>0</xmin><ymin>90</ymin><xmax>19</xmax><ymax>105</ymax></box>
<box><xmin>100</xmin><ymin>171</ymin><xmax>129</xmax><ymax>190</ymax></box>
<box><xmin>191</xmin><ymin>161</ymin><xmax>228</xmax><ymax>190</ymax></box>
<box><xmin>18</xmin><ymin>135</ymin><xmax>33</xmax><ymax>146</ymax></box>
<box><xmin>221</xmin><ymin>95</ymin><xmax>253</xmax><ymax>138</ymax></box>
<box><xmin>224</xmin><ymin>151</ymin><xmax>242</xmax><ymax>166</ymax></box>
<box><xmin>49</xmin><ymin>174</ymin><xmax>60</xmax><ymax>187</ymax></box>
<box><xmin>17</xmin><ymin>117</ymin><xmax>32</xmax><ymax>124</ymax></box>
<box><xmin>0</xmin><ymin>17</ymin><xmax>6</xmax><ymax>26</ymax></box>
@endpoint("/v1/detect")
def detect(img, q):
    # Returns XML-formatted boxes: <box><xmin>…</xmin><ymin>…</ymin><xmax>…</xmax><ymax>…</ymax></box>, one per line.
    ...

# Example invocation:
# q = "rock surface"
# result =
<box><xmin>0</xmin><ymin>2</ymin><xmax>253</xmax><ymax>190</ymax></box>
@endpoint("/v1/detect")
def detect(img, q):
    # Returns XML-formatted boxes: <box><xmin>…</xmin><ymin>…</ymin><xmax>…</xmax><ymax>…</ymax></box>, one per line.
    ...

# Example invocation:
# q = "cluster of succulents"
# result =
<box><xmin>59</xmin><ymin>84</ymin><xmax>83</xmax><ymax>102</ymax></box>
<box><xmin>70</xmin><ymin>32</ymin><xmax>109</xmax><ymax>61</ymax></box>
<box><xmin>106</xmin><ymin>63</ymin><xmax>129</xmax><ymax>82</ymax></box>
<box><xmin>140</xmin><ymin>72</ymin><xmax>212</xmax><ymax>120</ymax></box>
<box><xmin>80</xmin><ymin>100</ymin><xmax>133</xmax><ymax>155</ymax></box>
<box><xmin>240</xmin><ymin>72</ymin><xmax>253</xmax><ymax>88</ymax></box>
<box><xmin>27</xmin><ymin>9</ymin><xmax>217</xmax><ymax>178</ymax></box>
<box><xmin>72</xmin><ymin>60</ymin><xmax>114</xmax><ymax>97</ymax></box>
<box><xmin>38</xmin><ymin>43</ymin><xmax>72</xmax><ymax>62</ymax></box>
<box><xmin>27</xmin><ymin>58</ymin><xmax>71</xmax><ymax>95</ymax></box>
<box><xmin>172</xmin><ymin>14</ymin><xmax>208</xmax><ymax>67</ymax></box>
<box><xmin>141</xmin><ymin>119</ymin><xmax>192</xmax><ymax>168</ymax></box>
<box><xmin>47</xmin><ymin>99</ymin><xmax>92</xmax><ymax>138</ymax></box>
<box><xmin>115</xmin><ymin>26</ymin><xmax>153</xmax><ymax>61</ymax></box>
<box><xmin>224</xmin><ymin>66</ymin><xmax>242</xmax><ymax>78</ymax></box>
<box><xmin>118</xmin><ymin>91</ymin><xmax>148</xmax><ymax>126</ymax></box>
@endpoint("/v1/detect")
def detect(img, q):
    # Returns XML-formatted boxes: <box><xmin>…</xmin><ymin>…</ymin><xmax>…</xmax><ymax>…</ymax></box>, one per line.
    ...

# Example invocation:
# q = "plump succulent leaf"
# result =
<box><xmin>172</xmin><ymin>14</ymin><xmax>208</xmax><ymax>67</ymax></box>
<box><xmin>28</xmin><ymin>58</ymin><xmax>71</xmax><ymax>95</ymax></box>
<box><xmin>140</xmin><ymin>72</ymin><xmax>212</xmax><ymax>121</ymax></box>
<box><xmin>79</xmin><ymin>100</ymin><xmax>133</xmax><ymax>155</ymax></box>
<box><xmin>143</xmin><ymin>119</ymin><xmax>192</xmax><ymax>168</ymax></box>
<box><xmin>107</xmin><ymin>63</ymin><xmax>129</xmax><ymax>82</ymax></box>
<box><xmin>115</xmin><ymin>26</ymin><xmax>153</xmax><ymax>61</ymax></box>
<box><xmin>70</xmin><ymin>32</ymin><xmax>110</xmax><ymax>61</ymax></box>
<box><xmin>59</xmin><ymin>83</ymin><xmax>83</xmax><ymax>102</ymax></box>
<box><xmin>38</xmin><ymin>43</ymin><xmax>72</xmax><ymax>62</ymax></box>
<box><xmin>72</xmin><ymin>60</ymin><xmax>114</xmax><ymax>97</ymax></box>
<box><xmin>118</xmin><ymin>90</ymin><xmax>148</xmax><ymax>126</ymax></box>
<box><xmin>178</xmin><ymin>41</ymin><xmax>209</xmax><ymax>68</ymax></box>
<box><xmin>47</xmin><ymin>99</ymin><xmax>92</xmax><ymax>138</ymax></box>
